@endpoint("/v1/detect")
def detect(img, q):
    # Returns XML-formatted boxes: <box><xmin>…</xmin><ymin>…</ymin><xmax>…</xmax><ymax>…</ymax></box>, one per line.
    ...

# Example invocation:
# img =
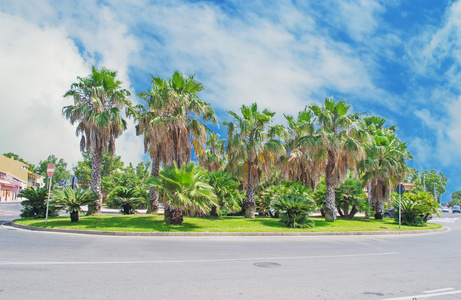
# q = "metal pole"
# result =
<box><xmin>399</xmin><ymin>192</ymin><xmax>401</xmax><ymax>230</ymax></box>
<box><xmin>45</xmin><ymin>176</ymin><xmax>52</xmax><ymax>225</ymax></box>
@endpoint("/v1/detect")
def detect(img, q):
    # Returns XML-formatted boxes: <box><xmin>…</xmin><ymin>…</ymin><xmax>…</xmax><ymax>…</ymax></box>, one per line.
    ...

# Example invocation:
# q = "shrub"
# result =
<box><xmin>272</xmin><ymin>196</ymin><xmax>315</xmax><ymax>228</ymax></box>
<box><xmin>391</xmin><ymin>191</ymin><xmax>440</xmax><ymax>226</ymax></box>
<box><xmin>19</xmin><ymin>187</ymin><xmax>59</xmax><ymax>219</ymax></box>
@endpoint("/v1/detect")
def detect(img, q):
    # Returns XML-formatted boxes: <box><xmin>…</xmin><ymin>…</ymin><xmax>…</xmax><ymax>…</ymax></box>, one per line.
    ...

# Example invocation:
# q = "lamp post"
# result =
<box><xmin>17</xmin><ymin>164</ymin><xmax>26</xmax><ymax>199</ymax></box>
<box><xmin>422</xmin><ymin>173</ymin><xmax>428</xmax><ymax>191</ymax></box>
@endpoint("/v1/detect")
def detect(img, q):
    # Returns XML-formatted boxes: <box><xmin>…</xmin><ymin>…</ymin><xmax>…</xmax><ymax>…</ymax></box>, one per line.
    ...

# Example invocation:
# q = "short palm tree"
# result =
<box><xmin>205</xmin><ymin>171</ymin><xmax>243</xmax><ymax>216</ymax></box>
<box><xmin>272</xmin><ymin>196</ymin><xmax>315</xmax><ymax>228</ymax></box>
<box><xmin>148</xmin><ymin>162</ymin><xmax>218</xmax><ymax>225</ymax></box>
<box><xmin>224</xmin><ymin>103</ymin><xmax>285</xmax><ymax>218</ymax></box>
<box><xmin>19</xmin><ymin>187</ymin><xmax>59</xmax><ymax>219</ymax></box>
<box><xmin>107</xmin><ymin>186</ymin><xmax>145</xmax><ymax>215</ymax></box>
<box><xmin>301</xmin><ymin>97</ymin><xmax>366</xmax><ymax>222</ymax></box>
<box><xmin>51</xmin><ymin>187</ymin><xmax>98</xmax><ymax>222</ymax></box>
<box><xmin>63</xmin><ymin>66</ymin><xmax>131</xmax><ymax>215</ymax></box>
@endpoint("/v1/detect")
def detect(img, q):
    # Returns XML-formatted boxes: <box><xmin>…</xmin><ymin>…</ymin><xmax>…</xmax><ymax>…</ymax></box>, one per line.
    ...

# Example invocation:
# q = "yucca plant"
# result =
<box><xmin>107</xmin><ymin>186</ymin><xmax>146</xmax><ymax>215</ymax></box>
<box><xmin>51</xmin><ymin>187</ymin><xmax>98</xmax><ymax>222</ymax></box>
<box><xmin>272</xmin><ymin>196</ymin><xmax>315</xmax><ymax>228</ymax></box>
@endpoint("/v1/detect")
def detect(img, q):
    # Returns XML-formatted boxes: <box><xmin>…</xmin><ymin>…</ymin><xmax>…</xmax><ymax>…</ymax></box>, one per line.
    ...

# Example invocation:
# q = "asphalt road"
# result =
<box><xmin>1</xmin><ymin>202</ymin><xmax>461</xmax><ymax>300</ymax></box>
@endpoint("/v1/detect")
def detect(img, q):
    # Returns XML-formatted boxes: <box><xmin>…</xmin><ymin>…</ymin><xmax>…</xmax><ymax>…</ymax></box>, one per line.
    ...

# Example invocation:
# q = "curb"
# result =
<box><xmin>9</xmin><ymin>222</ymin><xmax>447</xmax><ymax>237</ymax></box>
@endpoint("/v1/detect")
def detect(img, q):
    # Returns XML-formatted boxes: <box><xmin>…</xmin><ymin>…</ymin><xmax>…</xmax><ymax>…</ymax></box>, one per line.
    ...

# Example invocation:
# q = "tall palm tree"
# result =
<box><xmin>301</xmin><ymin>97</ymin><xmax>366</xmax><ymax>222</ymax></box>
<box><xmin>224</xmin><ymin>103</ymin><xmax>285</xmax><ymax>218</ymax></box>
<box><xmin>357</xmin><ymin>116</ymin><xmax>396</xmax><ymax>218</ymax></box>
<box><xmin>63</xmin><ymin>66</ymin><xmax>131</xmax><ymax>215</ymax></box>
<box><xmin>283</xmin><ymin>108</ymin><xmax>321</xmax><ymax>190</ymax></box>
<box><xmin>197</xmin><ymin>133</ymin><xmax>227</xmax><ymax>172</ymax></box>
<box><xmin>133</xmin><ymin>71</ymin><xmax>216</xmax><ymax>213</ymax></box>
<box><xmin>358</xmin><ymin>128</ymin><xmax>412</xmax><ymax>219</ymax></box>
<box><xmin>148</xmin><ymin>162</ymin><xmax>218</xmax><ymax>224</ymax></box>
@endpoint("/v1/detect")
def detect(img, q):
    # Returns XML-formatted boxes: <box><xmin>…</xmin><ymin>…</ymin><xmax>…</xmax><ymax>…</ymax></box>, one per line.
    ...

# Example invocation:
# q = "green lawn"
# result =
<box><xmin>14</xmin><ymin>215</ymin><xmax>443</xmax><ymax>233</ymax></box>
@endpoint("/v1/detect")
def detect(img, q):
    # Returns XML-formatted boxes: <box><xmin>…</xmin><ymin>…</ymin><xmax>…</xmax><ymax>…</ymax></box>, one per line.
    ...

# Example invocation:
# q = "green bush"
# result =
<box><xmin>19</xmin><ymin>187</ymin><xmax>59</xmax><ymax>219</ymax></box>
<box><xmin>272</xmin><ymin>196</ymin><xmax>315</xmax><ymax>228</ymax></box>
<box><xmin>391</xmin><ymin>191</ymin><xmax>440</xmax><ymax>226</ymax></box>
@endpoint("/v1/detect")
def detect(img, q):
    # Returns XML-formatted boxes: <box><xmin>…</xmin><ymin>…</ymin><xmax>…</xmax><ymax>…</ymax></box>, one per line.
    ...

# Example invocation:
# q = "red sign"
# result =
<box><xmin>47</xmin><ymin>164</ymin><xmax>55</xmax><ymax>177</ymax></box>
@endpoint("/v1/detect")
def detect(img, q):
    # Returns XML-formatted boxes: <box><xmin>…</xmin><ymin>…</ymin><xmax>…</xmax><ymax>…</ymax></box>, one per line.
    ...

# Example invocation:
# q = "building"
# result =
<box><xmin>0</xmin><ymin>155</ymin><xmax>44</xmax><ymax>201</ymax></box>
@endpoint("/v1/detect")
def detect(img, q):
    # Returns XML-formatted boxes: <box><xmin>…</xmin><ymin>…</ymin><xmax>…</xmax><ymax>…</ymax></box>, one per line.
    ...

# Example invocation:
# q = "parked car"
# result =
<box><xmin>383</xmin><ymin>208</ymin><xmax>395</xmax><ymax>218</ymax></box>
<box><xmin>453</xmin><ymin>205</ymin><xmax>461</xmax><ymax>213</ymax></box>
<box><xmin>442</xmin><ymin>206</ymin><xmax>450</xmax><ymax>213</ymax></box>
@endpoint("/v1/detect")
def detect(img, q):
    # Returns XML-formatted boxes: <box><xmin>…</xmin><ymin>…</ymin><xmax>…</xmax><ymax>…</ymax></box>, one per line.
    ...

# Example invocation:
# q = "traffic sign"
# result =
<box><xmin>46</xmin><ymin>164</ymin><xmax>55</xmax><ymax>177</ymax></box>
<box><xmin>396</xmin><ymin>184</ymin><xmax>405</xmax><ymax>195</ymax></box>
<box><xmin>61</xmin><ymin>180</ymin><xmax>67</xmax><ymax>185</ymax></box>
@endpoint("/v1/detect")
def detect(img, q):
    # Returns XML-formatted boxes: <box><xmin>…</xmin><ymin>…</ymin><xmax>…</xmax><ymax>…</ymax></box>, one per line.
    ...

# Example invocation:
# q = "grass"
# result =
<box><xmin>14</xmin><ymin>215</ymin><xmax>443</xmax><ymax>233</ymax></box>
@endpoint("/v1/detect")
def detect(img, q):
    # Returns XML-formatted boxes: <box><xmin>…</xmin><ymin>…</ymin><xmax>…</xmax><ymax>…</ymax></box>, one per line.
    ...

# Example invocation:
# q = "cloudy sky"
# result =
<box><xmin>1</xmin><ymin>0</ymin><xmax>461</xmax><ymax>201</ymax></box>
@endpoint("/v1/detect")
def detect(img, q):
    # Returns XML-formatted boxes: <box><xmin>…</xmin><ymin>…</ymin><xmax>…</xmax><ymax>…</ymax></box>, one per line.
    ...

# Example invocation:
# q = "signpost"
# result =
<box><xmin>396</xmin><ymin>184</ymin><xmax>405</xmax><ymax>230</ymax></box>
<box><xmin>61</xmin><ymin>180</ymin><xmax>67</xmax><ymax>186</ymax></box>
<box><xmin>45</xmin><ymin>164</ymin><xmax>55</xmax><ymax>225</ymax></box>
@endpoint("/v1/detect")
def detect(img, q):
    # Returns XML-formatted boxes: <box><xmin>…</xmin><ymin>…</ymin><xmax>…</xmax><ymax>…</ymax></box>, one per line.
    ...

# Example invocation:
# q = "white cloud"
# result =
<box><xmin>0</xmin><ymin>13</ymin><xmax>88</xmax><ymax>167</ymax></box>
<box><xmin>0</xmin><ymin>9</ymin><xmax>144</xmax><ymax>168</ymax></box>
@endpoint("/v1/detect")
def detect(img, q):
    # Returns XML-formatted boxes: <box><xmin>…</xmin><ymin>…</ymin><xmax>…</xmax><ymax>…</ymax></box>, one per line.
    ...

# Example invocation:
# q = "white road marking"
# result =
<box><xmin>0</xmin><ymin>251</ymin><xmax>398</xmax><ymax>266</ymax></box>
<box><xmin>383</xmin><ymin>289</ymin><xmax>461</xmax><ymax>300</ymax></box>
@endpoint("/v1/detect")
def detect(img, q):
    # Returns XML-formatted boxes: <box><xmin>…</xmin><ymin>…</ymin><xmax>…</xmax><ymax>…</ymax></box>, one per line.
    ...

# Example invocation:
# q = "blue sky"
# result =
<box><xmin>1</xmin><ymin>0</ymin><xmax>461</xmax><ymax>201</ymax></box>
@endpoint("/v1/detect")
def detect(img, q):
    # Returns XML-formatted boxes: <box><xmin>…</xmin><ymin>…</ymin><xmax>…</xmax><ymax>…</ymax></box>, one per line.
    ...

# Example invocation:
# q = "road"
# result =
<box><xmin>1</xmin><ymin>202</ymin><xmax>461</xmax><ymax>299</ymax></box>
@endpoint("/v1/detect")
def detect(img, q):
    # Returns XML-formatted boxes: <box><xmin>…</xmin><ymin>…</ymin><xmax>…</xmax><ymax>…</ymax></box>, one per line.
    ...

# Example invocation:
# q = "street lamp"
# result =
<box><xmin>17</xmin><ymin>164</ymin><xmax>26</xmax><ymax>200</ymax></box>
<box><xmin>422</xmin><ymin>173</ymin><xmax>428</xmax><ymax>191</ymax></box>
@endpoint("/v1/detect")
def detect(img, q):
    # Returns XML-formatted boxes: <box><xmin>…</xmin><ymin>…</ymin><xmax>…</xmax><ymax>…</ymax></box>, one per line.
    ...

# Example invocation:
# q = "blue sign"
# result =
<box><xmin>61</xmin><ymin>180</ymin><xmax>67</xmax><ymax>185</ymax></box>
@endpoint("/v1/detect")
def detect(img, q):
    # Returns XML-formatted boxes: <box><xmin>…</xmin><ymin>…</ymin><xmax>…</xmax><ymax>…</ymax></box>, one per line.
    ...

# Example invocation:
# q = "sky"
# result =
<box><xmin>1</xmin><ymin>0</ymin><xmax>461</xmax><ymax>202</ymax></box>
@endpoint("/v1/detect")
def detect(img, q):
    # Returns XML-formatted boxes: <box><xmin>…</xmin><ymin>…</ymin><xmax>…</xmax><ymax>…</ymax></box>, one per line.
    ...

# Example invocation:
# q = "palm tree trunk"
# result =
<box><xmin>244</xmin><ymin>161</ymin><xmax>256</xmax><ymax>219</ymax></box>
<box><xmin>365</xmin><ymin>182</ymin><xmax>372</xmax><ymax>219</ymax></box>
<box><xmin>88</xmin><ymin>147</ymin><xmax>102</xmax><ymax>215</ymax></box>
<box><xmin>146</xmin><ymin>153</ymin><xmax>160</xmax><ymax>214</ymax></box>
<box><xmin>70</xmin><ymin>211</ymin><xmax>79</xmax><ymax>222</ymax></box>
<box><xmin>324</xmin><ymin>154</ymin><xmax>337</xmax><ymax>222</ymax></box>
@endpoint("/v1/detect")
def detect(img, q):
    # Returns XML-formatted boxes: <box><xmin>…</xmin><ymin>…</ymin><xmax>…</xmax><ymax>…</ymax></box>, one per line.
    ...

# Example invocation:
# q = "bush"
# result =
<box><xmin>19</xmin><ymin>187</ymin><xmax>59</xmax><ymax>219</ymax></box>
<box><xmin>260</xmin><ymin>180</ymin><xmax>315</xmax><ymax>218</ymax></box>
<box><xmin>391</xmin><ymin>191</ymin><xmax>440</xmax><ymax>226</ymax></box>
<box><xmin>272</xmin><ymin>196</ymin><xmax>315</xmax><ymax>228</ymax></box>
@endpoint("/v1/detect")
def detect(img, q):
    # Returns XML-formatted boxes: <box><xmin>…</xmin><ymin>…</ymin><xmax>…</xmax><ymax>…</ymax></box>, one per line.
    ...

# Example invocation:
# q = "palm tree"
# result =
<box><xmin>18</xmin><ymin>187</ymin><xmax>59</xmax><ymax>219</ymax></box>
<box><xmin>132</xmin><ymin>71</ymin><xmax>216</xmax><ymax>213</ymax></box>
<box><xmin>301</xmin><ymin>97</ymin><xmax>366</xmax><ymax>222</ymax></box>
<box><xmin>107</xmin><ymin>186</ymin><xmax>145</xmax><ymax>215</ymax></box>
<box><xmin>63</xmin><ymin>66</ymin><xmax>131</xmax><ymax>215</ymax></box>
<box><xmin>283</xmin><ymin>108</ymin><xmax>321</xmax><ymax>190</ymax></box>
<box><xmin>51</xmin><ymin>187</ymin><xmax>98</xmax><ymax>222</ymax></box>
<box><xmin>197</xmin><ymin>133</ymin><xmax>227</xmax><ymax>172</ymax></box>
<box><xmin>224</xmin><ymin>103</ymin><xmax>285</xmax><ymax>218</ymax></box>
<box><xmin>148</xmin><ymin>162</ymin><xmax>218</xmax><ymax>224</ymax></box>
<box><xmin>205</xmin><ymin>171</ymin><xmax>243</xmax><ymax>216</ymax></box>
<box><xmin>358</xmin><ymin>128</ymin><xmax>412</xmax><ymax>219</ymax></box>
